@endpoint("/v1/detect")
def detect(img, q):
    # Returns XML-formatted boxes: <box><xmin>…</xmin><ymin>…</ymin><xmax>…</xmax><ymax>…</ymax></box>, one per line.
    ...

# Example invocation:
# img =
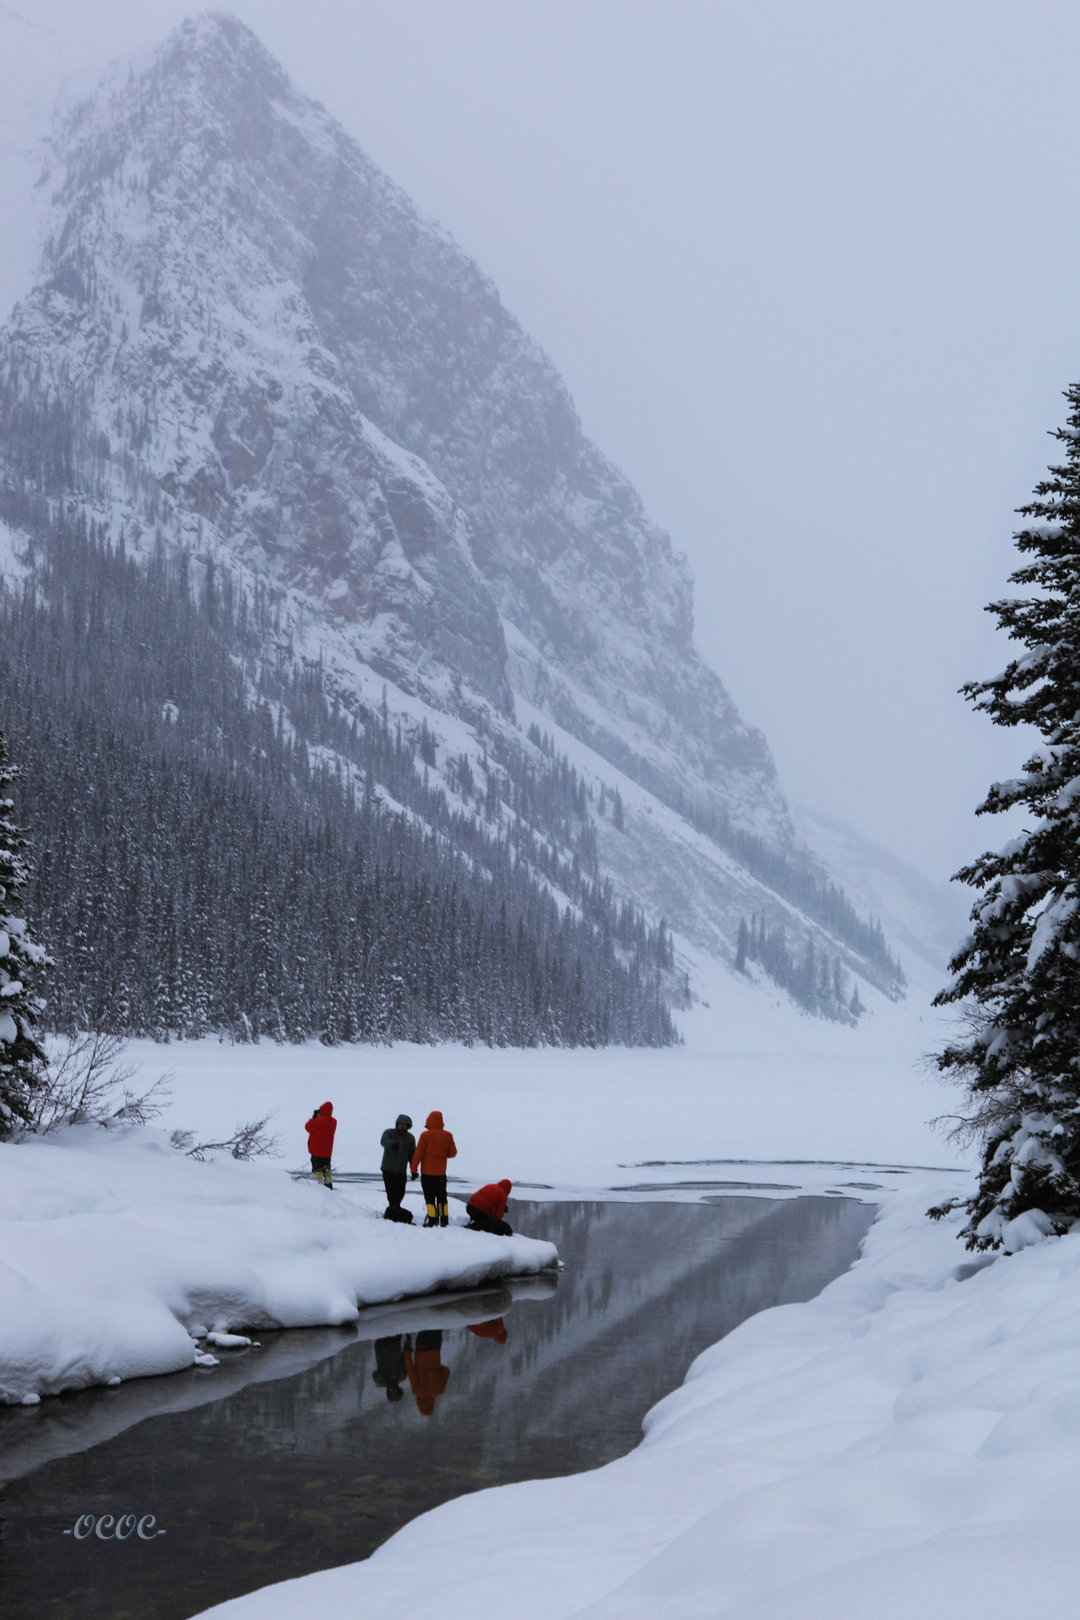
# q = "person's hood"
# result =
<box><xmin>319</xmin><ymin>1101</ymin><xmax>334</xmax><ymax>1116</ymax></box>
<box><xmin>498</xmin><ymin>1179</ymin><xmax>512</xmax><ymax>1193</ymax></box>
<box><xmin>426</xmin><ymin>1110</ymin><xmax>444</xmax><ymax>1130</ymax></box>
<box><xmin>396</xmin><ymin>1114</ymin><xmax>413</xmax><ymax>1130</ymax></box>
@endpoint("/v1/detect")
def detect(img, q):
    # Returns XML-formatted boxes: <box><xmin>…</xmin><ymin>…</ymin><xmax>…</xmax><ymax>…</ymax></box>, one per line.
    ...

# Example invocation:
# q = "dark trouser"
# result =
<box><xmin>465</xmin><ymin>1202</ymin><xmax>512</xmax><ymax>1236</ymax></box>
<box><xmin>310</xmin><ymin>1155</ymin><xmax>333</xmax><ymax>1188</ymax></box>
<box><xmin>372</xmin><ymin>1335</ymin><xmax>406</xmax><ymax>1402</ymax></box>
<box><xmin>383</xmin><ymin>1170</ymin><xmax>407</xmax><ymax>1211</ymax></box>
<box><xmin>421</xmin><ymin>1173</ymin><xmax>448</xmax><ymax>1225</ymax></box>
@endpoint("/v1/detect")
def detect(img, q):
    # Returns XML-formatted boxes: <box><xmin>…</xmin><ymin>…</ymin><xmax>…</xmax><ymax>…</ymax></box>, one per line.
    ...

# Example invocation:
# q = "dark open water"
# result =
<box><xmin>0</xmin><ymin>1195</ymin><xmax>872</xmax><ymax>1620</ymax></box>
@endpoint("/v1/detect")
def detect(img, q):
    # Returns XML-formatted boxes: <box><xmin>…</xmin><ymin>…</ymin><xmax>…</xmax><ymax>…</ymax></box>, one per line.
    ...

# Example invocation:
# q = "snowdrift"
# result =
<box><xmin>0</xmin><ymin>1127</ymin><xmax>557</xmax><ymax>1404</ymax></box>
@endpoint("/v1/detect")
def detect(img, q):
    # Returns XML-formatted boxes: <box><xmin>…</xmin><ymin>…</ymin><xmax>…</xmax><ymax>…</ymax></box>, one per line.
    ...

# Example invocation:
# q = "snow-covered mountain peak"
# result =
<box><xmin>0</xmin><ymin>12</ymin><xmax>909</xmax><ymax>1027</ymax></box>
<box><xmin>16</xmin><ymin>14</ymin><xmax>514</xmax><ymax>717</ymax></box>
<box><xmin>32</xmin><ymin>10</ymin><xmax>779</xmax><ymax>823</ymax></box>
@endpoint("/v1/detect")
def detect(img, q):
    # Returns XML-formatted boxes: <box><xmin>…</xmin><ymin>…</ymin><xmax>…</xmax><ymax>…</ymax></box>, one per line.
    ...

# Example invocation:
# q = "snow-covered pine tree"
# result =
<box><xmin>735</xmin><ymin>918</ymin><xmax>749</xmax><ymax>974</ymax></box>
<box><xmin>0</xmin><ymin>729</ymin><xmax>50</xmax><ymax>1137</ymax></box>
<box><xmin>934</xmin><ymin>382</ymin><xmax>1080</xmax><ymax>1248</ymax></box>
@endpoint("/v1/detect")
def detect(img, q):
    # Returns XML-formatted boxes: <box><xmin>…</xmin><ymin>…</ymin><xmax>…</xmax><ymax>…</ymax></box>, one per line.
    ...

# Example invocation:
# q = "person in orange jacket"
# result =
<box><xmin>404</xmin><ymin>1330</ymin><xmax>450</xmax><ymax>1415</ymax></box>
<box><xmin>305</xmin><ymin>1101</ymin><xmax>337</xmax><ymax>1188</ymax></box>
<box><xmin>465</xmin><ymin>1179</ymin><xmax>513</xmax><ymax>1236</ymax></box>
<box><xmin>410</xmin><ymin>1110</ymin><xmax>457</xmax><ymax>1227</ymax></box>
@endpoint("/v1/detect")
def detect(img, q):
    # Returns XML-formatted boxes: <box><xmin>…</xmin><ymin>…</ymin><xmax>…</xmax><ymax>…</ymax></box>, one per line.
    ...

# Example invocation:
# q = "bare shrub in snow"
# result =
<box><xmin>169</xmin><ymin>1117</ymin><xmax>281</xmax><ymax>1161</ymax></box>
<box><xmin>24</xmin><ymin>1028</ymin><xmax>279</xmax><ymax>1161</ymax></box>
<box><xmin>25</xmin><ymin>1031</ymin><xmax>171</xmax><ymax>1133</ymax></box>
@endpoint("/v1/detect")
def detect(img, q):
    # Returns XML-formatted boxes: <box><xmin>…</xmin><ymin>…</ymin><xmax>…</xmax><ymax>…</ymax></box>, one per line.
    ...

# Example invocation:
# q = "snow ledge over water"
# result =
<box><xmin>0</xmin><ymin>1126</ymin><xmax>557</xmax><ymax>1404</ymax></box>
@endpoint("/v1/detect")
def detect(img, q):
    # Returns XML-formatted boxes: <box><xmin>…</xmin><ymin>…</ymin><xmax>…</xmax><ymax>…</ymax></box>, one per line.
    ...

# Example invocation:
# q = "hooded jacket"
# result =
<box><xmin>306</xmin><ymin>1102</ymin><xmax>336</xmax><ymax>1158</ymax></box>
<box><xmin>380</xmin><ymin>1118</ymin><xmax>415</xmax><ymax>1174</ymax></box>
<box><xmin>410</xmin><ymin>1111</ymin><xmax>457</xmax><ymax>1176</ymax></box>
<box><xmin>404</xmin><ymin>1344</ymin><xmax>451</xmax><ymax>1415</ymax></box>
<box><xmin>468</xmin><ymin>1180</ymin><xmax>512</xmax><ymax>1220</ymax></box>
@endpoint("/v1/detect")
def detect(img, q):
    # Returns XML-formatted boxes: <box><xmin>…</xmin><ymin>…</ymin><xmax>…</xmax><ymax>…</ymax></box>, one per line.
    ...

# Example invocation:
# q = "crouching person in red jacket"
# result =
<box><xmin>306</xmin><ymin>1101</ymin><xmax>337</xmax><ymax>1187</ymax></box>
<box><xmin>465</xmin><ymin>1179</ymin><xmax>513</xmax><ymax>1236</ymax></box>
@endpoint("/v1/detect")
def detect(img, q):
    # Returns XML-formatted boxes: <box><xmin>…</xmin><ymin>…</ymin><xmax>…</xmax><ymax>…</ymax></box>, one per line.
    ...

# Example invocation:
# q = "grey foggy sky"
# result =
<box><xmin>2</xmin><ymin>1</ymin><xmax>1077</xmax><ymax>882</ymax></box>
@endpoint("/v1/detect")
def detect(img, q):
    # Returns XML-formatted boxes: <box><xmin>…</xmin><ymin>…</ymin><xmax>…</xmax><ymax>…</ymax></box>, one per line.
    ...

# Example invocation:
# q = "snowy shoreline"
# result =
<box><xmin>1</xmin><ymin>1007</ymin><xmax>959</xmax><ymax>1409</ymax></box>
<box><xmin>191</xmin><ymin>1172</ymin><xmax>1080</xmax><ymax>1620</ymax></box>
<box><xmin>5</xmin><ymin>1021</ymin><xmax>1018</xmax><ymax>1618</ymax></box>
<box><xmin>0</xmin><ymin>1126</ymin><xmax>558</xmax><ymax>1406</ymax></box>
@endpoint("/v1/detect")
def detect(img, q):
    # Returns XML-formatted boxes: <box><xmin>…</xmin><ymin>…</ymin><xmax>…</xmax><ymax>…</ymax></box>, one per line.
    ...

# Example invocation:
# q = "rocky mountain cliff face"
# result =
<box><xmin>0</xmin><ymin>12</ymin><xmax>904</xmax><ymax>1017</ymax></box>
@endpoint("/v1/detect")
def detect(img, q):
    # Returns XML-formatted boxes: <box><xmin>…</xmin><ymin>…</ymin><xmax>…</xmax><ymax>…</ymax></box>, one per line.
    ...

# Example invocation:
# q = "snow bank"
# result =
<box><xmin>191</xmin><ymin>1175</ymin><xmax>1080</xmax><ymax>1620</ymax></box>
<box><xmin>0</xmin><ymin>1126</ymin><xmax>557</xmax><ymax>1404</ymax></box>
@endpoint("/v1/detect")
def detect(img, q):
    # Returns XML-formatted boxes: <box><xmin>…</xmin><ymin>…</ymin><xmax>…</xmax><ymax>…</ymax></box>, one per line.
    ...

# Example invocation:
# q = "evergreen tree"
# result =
<box><xmin>934</xmin><ymin>383</ymin><xmax>1080</xmax><ymax>1247</ymax></box>
<box><xmin>735</xmin><ymin>912</ymin><xmax>860</xmax><ymax>1024</ymax></box>
<box><xmin>0</xmin><ymin>730</ymin><xmax>50</xmax><ymax>1136</ymax></box>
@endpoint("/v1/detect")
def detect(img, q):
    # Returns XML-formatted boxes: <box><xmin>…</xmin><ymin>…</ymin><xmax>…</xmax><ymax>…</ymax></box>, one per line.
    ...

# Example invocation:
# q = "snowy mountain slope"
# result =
<box><xmin>1</xmin><ymin>64</ymin><xmax>512</xmax><ymax>718</ymax></box>
<box><xmin>513</xmin><ymin>698</ymin><xmax>905</xmax><ymax>1002</ymax></box>
<box><xmin>793</xmin><ymin>805</ymin><xmax>968</xmax><ymax>989</ymax></box>
<box><xmin>0</xmin><ymin>11</ymin><xmax>904</xmax><ymax>1022</ymax></box>
<box><xmin>0</xmin><ymin>6</ymin><xmax>62</xmax><ymax>321</ymax></box>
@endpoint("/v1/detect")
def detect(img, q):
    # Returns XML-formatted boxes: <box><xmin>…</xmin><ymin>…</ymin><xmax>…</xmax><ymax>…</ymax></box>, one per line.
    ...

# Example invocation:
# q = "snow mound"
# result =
<box><xmin>0</xmin><ymin>1126</ymin><xmax>556</xmax><ymax>1404</ymax></box>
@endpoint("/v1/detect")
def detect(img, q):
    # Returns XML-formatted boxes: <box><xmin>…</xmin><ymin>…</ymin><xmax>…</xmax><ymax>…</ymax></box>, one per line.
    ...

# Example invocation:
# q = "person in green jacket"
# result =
<box><xmin>380</xmin><ymin>1114</ymin><xmax>416</xmax><ymax>1222</ymax></box>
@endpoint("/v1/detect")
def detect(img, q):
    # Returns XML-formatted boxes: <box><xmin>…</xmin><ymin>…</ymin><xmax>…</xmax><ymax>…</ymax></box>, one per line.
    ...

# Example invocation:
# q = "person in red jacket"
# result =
<box><xmin>465</xmin><ymin>1179</ymin><xmax>513</xmax><ymax>1236</ymax></box>
<box><xmin>306</xmin><ymin>1101</ymin><xmax>337</xmax><ymax>1187</ymax></box>
<box><xmin>410</xmin><ymin>1110</ymin><xmax>457</xmax><ymax>1227</ymax></box>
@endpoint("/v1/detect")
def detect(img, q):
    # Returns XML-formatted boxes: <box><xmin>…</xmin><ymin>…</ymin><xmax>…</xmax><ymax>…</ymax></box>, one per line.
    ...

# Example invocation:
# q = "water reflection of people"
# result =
<box><xmin>467</xmin><ymin>1317</ymin><xmax>508</xmax><ymax>1344</ymax></box>
<box><xmin>371</xmin><ymin>1335</ymin><xmax>406</xmax><ymax>1403</ymax></box>
<box><xmin>404</xmin><ymin>1330</ymin><xmax>450</xmax><ymax>1415</ymax></box>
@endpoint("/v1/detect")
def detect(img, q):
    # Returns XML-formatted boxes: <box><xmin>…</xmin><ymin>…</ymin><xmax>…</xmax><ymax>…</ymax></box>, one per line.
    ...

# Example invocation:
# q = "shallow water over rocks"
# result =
<box><xmin>0</xmin><ymin>1195</ymin><xmax>872</xmax><ymax>1619</ymax></box>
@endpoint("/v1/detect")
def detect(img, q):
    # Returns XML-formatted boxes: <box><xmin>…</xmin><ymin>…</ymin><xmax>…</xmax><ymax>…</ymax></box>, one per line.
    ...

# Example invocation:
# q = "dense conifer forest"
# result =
<box><xmin>735</xmin><ymin>915</ymin><xmax>864</xmax><ymax>1024</ymax></box>
<box><xmin>710</xmin><ymin>810</ymin><xmax>903</xmax><ymax>992</ymax></box>
<box><xmin>0</xmin><ymin>514</ymin><xmax>678</xmax><ymax>1047</ymax></box>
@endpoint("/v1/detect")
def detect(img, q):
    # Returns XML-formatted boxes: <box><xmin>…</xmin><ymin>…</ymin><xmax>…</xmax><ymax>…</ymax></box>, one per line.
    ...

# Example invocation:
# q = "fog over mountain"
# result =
<box><xmin>0</xmin><ymin>14</ymin><xmax>917</xmax><ymax>1039</ymax></box>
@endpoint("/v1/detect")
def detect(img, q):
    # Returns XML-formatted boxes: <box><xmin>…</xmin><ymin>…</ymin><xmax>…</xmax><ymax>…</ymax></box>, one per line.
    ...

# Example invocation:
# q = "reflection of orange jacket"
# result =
<box><xmin>405</xmin><ymin>1348</ymin><xmax>450</xmax><ymax>1415</ymax></box>
<box><xmin>411</xmin><ymin>1111</ymin><xmax>457</xmax><ymax>1176</ymax></box>
<box><xmin>468</xmin><ymin>1317</ymin><xmax>508</xmax><ymax>1344</ymax></box>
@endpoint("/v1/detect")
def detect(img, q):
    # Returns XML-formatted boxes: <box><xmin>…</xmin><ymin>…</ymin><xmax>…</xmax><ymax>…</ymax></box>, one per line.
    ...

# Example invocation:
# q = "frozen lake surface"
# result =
<box><xmin>0</xmin><ymin>1195</ymin><xmax>872</xmax><ymax>1620</ymax></box>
